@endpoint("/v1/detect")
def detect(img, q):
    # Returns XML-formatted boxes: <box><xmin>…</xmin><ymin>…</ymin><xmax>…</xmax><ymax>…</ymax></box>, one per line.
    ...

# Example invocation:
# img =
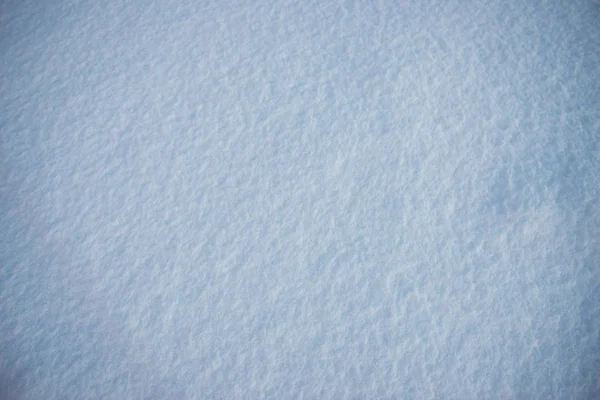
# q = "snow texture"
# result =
<box><xmin>1</xmin><ymin>0</ymin><xmax>599</xmax><ymax>398</ymax></box>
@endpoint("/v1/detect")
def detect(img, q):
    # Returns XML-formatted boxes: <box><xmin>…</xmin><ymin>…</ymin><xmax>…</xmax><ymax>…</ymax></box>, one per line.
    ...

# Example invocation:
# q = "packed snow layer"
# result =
<box><xmin>1</xmin><ymin>0</ymin><xmax>599</xmax><ymax>398</ymax></box>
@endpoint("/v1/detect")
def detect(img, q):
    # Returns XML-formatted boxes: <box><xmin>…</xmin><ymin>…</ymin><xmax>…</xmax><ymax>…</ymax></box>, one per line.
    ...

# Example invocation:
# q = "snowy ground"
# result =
<box><xmin>1</xmin><ymin>0</ymin><xmax>599</xmax><ymax>398</ymax></box>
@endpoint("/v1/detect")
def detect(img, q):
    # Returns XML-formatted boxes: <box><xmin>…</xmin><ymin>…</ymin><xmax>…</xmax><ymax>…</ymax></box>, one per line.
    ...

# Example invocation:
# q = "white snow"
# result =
<box><xmin>1</xmin><ymin>0</ymin><xmax>599</xmax><ymax>398</ymax></box>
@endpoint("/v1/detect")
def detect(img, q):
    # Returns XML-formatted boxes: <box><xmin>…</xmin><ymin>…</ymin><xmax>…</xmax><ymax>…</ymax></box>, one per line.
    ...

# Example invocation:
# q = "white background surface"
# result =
<box><xmin>1</xmin><ymin>0</ymin><xmax>599</xmax><ymax>398</ymax></box>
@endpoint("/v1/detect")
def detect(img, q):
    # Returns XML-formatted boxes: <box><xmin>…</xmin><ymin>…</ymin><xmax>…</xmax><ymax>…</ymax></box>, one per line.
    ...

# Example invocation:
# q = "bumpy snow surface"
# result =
<box><xmin>1</xmin><ymin>0</ymin><xmax>599</xmax><ymax>398</ymax></box>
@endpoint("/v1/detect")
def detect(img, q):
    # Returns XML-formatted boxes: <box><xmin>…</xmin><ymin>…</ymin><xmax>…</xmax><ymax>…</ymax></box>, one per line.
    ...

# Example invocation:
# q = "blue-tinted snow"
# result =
<box><xmin>1</xmin><ymin>0</ymin><xmax>599</xmax><ymax>398</ymax></box>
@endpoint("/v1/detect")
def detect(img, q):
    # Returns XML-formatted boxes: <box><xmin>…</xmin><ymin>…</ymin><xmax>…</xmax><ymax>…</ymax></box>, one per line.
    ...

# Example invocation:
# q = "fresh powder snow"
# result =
<box><xmin>1</xmin><ymin>0</ymin><xmax>599</xmax><ymax>398</ymax></box>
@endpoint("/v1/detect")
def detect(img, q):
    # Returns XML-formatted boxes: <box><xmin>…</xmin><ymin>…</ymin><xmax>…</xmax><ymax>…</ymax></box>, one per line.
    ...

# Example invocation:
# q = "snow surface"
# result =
<box><xmin>1</xmin><ymin>0</ymin><xmax>599</xmax><ymax>398</ymax></box>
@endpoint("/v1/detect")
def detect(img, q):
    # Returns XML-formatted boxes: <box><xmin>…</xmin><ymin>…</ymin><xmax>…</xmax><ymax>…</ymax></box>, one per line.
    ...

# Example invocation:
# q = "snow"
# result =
<box><xmin>1</xmin><ymin>0</ymin><xmax>599</xmax><ymax>398</ymax></box>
